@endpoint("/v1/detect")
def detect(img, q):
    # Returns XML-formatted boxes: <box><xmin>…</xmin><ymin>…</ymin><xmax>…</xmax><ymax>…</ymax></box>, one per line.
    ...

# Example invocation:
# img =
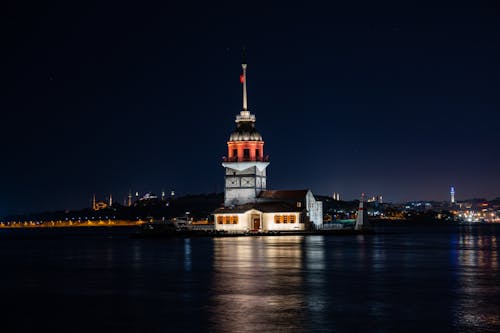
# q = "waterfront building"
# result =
<box><xmin>214</xmin><ymin>56</ymin><xmax>323</xmax><ymax>232</ymax></box>
<box><xmin>258</xmin><ymin>190</ymin><xmax>323</xmax><ymax>227</ymax></box>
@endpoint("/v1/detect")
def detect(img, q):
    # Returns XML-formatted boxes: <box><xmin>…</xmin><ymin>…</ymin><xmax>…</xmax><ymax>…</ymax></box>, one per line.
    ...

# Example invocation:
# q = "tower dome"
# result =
<box><xmin>229</xmin><ymin>122</ymin><xmax>263</xmax><ymax>142</ymax></box>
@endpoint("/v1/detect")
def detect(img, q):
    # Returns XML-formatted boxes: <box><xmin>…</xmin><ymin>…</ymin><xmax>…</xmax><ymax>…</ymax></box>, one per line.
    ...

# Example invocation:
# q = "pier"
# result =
<box><xmin>0</xmin><ymin>219</ymin><xmax>142</xmax><ymax>229</ymax></box>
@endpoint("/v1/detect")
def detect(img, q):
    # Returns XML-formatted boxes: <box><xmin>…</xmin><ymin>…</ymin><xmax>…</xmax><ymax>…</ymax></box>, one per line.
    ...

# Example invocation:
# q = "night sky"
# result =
<box><xmin>2</xmin><ymin>1</ymin><xmax>499</xmax><ymax>214</ymax></box>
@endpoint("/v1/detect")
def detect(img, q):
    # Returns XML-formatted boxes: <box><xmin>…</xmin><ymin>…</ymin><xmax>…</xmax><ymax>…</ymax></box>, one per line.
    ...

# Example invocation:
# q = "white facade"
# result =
<box><xmin>305</xmin><ymin>190</ymin><xmax>323</xmax><ymax>229</ymax></box>
<box><xmin>214</xmin><ymin>209</ymin><xmax>304</xmax><ymax>232</ymax></box>
<box><xmin>223</xmin><ymin>162</ymin><xmax>269</xmax><ymax>206</ymax></box>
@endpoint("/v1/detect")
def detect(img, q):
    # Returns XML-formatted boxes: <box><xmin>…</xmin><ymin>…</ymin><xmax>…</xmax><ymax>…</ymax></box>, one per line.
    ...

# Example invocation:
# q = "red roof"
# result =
<box><xmin>214</xmin><ymin>202</ymin><xmax>302</xmax><ymax>214</ymax></box>
<box><xmin>258</xmin><ymin>190</ymin><xmax>309</xmax><ymax>200</ymax></box>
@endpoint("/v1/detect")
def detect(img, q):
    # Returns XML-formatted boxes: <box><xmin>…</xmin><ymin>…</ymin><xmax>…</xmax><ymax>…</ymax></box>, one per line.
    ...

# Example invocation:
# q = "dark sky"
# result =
<box><xmin>2</xmin><ymin>0</ymin><xmax>499</xmax><ymax>214</ymax></box>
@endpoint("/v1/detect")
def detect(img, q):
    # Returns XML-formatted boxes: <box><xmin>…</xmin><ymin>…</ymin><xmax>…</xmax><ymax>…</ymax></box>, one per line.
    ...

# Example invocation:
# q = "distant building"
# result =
<box><xmin>139</xmin><ymin>192</ymin><xmax>158</xmax><ymax>201</ymax></box>
<box><xmin>214</xmin><ymin>57</ymin><xmax>322</xmax><ymax>231</ymax></box>
<box><xmin>450</xmin><ymin>186</ymin><xmax>455</xmax><ymax>204</ymax></box>
<box><xmin>92</xmin><ymin>194</ymin><xmax>109</xmax><ymax>211</ymax></box>
<box><xmin>367</xmin><ymin>195</ymin><xmax>383</xmax><ymax>204</ymax></box>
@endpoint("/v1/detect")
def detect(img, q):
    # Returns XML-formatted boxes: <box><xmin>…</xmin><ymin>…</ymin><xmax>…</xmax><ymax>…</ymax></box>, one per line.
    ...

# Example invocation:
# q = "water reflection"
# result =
<box><xmin>453</xmin><ymin>226</ymin><xmax>500</xmax><ymax>331</ymax></box>
<box><xmin>304</xmin><ymin>236</ymin><xmax>327</xmax><ymax>322</ymax></box>
<box><xmin>132</xmin><ymin>242</ymin><xmax>142</xmax><ymax>270</ymax></box>
<box><xmin>210</xmin><ymin>236</ymin><xmax>306</xmax><ymax>332</ymax></box>
<box><xmin>2</xmin><ymin>226</ymin><xmax>499</xmax><ymax>332</ymax></box>
<box><xmin>184</xmin><ymin>238</ymin><xmax>192</xmax><ymax>272</ymax></box>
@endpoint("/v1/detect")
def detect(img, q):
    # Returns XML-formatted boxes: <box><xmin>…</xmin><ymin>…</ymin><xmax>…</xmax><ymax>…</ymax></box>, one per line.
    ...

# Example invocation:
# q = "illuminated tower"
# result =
<box><xmin>109</xmin><ymin>194</ymin><xmax>113</xmax><ymax>207</ymax></box>
<box><xmin>222</xmin><ymin>55</ymin><xmax>269</xmax><ymax>206</ymax></box>
<box><xmin>450</xmin><ymin>186</ymin><xmax>455</xmax><ymax>204</ymax></box>
<box><xmin>92</xmin><ymin>194</ymin><xmax>96</xmax><ymax>210</ymax></box>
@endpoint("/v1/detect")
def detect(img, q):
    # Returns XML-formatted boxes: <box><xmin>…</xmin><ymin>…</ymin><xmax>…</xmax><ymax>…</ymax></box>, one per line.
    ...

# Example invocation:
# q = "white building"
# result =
<box><xmin>214</xmin><ymin>202</ymin><xmax>304</xmax><ymax>232</ymax></box>
<box><xmin>258</xmin><ymin>190</ymin><xmax>323</xmax><ymax>228</ymax></box>
<box><xmin>214</xmin><ymin>57</ymin><xmax>322</xmax><ymax>232</ymax></box>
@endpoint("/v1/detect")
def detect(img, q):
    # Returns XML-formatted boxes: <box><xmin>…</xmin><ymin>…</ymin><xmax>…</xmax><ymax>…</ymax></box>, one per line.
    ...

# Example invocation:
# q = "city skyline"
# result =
<box><xmin>2</xmin><ymin>1</ymin><xmax>499</xmax><ymax>214</ymax></box>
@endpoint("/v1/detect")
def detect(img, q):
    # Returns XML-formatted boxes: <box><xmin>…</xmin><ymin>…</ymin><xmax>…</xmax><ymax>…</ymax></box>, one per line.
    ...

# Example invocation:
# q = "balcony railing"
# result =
<box><xmin>223</xmin><ymin>155</ymin><xmax>270</xmax><ymax>162</ymax></box>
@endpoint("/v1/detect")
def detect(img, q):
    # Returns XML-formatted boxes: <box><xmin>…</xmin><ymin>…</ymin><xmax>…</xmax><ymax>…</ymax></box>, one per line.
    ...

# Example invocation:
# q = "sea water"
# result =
<box><xmin>0</xmin><ymin>224</ymin><xmax>498</xmax><ymax>332</ymax></box>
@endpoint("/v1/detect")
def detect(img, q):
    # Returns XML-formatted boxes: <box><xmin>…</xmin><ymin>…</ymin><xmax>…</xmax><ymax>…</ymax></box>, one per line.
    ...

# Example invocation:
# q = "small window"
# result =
<box><xmin>232</xmin><ymin>149</ymin><xmax>237</xmax><ymax>157</ymax></box>
<box><xmin>256</xmin><ymin>149</ymin><xmax>260</xmax><ymax>158</ymax></box>
<box><xmin>243</xmin><ymin>149</ymin><xmax>250</xmax><ymax>158</ymax></box>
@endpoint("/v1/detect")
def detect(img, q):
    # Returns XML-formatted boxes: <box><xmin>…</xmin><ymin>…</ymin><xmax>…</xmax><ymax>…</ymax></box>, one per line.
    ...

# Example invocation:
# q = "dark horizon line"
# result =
<box><xmin>2</xmin><ymin>192</ymin><xmax>499</xmax><ymax>219</ymax></box>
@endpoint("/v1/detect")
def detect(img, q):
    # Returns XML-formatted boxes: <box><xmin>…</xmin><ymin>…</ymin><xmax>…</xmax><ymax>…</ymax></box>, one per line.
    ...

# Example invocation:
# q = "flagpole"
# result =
<box><xmin>242</xmin><ymin>62</ymin><xmax>247</xmax><ymax>111</ymax></box>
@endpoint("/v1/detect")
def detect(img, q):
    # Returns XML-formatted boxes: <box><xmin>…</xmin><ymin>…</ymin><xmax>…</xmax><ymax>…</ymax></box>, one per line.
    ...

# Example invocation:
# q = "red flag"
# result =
<box><xmin>240</xmin><ymin>74</ymin><xmax>245</xmax><ymax>84</ymax></box>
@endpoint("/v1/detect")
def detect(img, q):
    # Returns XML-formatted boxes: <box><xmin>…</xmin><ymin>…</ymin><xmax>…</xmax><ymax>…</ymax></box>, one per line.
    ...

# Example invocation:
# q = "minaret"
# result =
<box><xmin>222</xmin><ymin>53</ymin><xmax>270</xmax><ymax>207</ymax></box>
<box><xmin>355</xmin><ymin>193</ymin><xmax>368</xmax><ymax>230</ymax></box>
<box><xmin>127</xmin><ymin>190</ymin><xmax>132</xmax><ymax>207</ymax></box>
<box><xmin>92</xmin><ymin>194</ymin><xmax>96</xmax><ymax>211</ymax></box>
<box><xmin>109</xmin><ymin>194</ymin><xmax>112</xmax><ymax>207</ymax></box>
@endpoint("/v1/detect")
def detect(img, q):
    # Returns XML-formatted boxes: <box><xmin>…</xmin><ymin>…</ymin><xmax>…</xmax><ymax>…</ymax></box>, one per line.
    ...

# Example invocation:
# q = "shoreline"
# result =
<box><xmin>0</xmin><ymin>220</ymin><xmax>142</xmax><ymax>229</ymax></box>
<box><xmin>131</xmin><ymin>228</ymin><xmax>375</xmax><ymax>239</ymax></box>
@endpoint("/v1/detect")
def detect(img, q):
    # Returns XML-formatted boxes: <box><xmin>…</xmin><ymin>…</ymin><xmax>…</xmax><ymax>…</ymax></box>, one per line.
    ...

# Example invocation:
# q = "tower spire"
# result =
<box><xmin>241</xmin><ymin>47</ymin><xmax>248</xmax><ymax>111</ymax></box>
<box><xmin>236</xmin><ymin>48</ymin><xmax>255</xmax><ymax>123</ymax></box>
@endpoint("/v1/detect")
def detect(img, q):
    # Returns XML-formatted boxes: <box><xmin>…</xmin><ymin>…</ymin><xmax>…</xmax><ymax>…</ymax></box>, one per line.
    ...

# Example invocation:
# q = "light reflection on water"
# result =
<box><xmin>0</xmin><ymin>225</ymin><xmax>499</xmax><ymax>332</ymax></box>
<box><xmin>454</xmin><ymin>227</ymin><xmax>500</xmax><ymax>332</ymax></box>
<box><xmin>210</xmin><ymin>236</ymin><xmax>306</xmax><ymax>332</ymax></box>
<box><xmin>184</xmin><ymin>238</ymin><xmax>192</xmax><ymax>272</ymax></box>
